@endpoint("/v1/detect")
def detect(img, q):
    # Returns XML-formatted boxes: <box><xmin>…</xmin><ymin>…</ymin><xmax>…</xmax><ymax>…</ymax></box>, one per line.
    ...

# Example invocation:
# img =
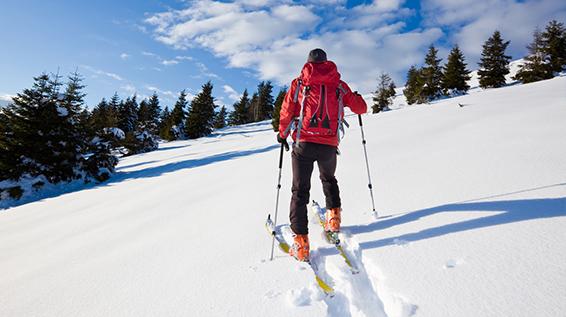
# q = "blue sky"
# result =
<box><xmin>1</xmin><ymin>0</ymin><xmax>565</xmax><ymax>109</ymax></box>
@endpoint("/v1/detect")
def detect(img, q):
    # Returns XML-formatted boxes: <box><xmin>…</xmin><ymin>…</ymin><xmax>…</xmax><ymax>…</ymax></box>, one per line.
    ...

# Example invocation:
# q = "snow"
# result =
<box><xmin>1</xmin><ymin>76</ymin><xmax>565</xmax><ymax>316</ymax></box>
<box><xmin>56</xmin><ymin>105</ymin><xmax>68</xmax><ymax>117</ymax></box>
<box><xmin>103</xmin><ymin>127</ymin><xmax>126</xmax><ymax>140</ymax></box>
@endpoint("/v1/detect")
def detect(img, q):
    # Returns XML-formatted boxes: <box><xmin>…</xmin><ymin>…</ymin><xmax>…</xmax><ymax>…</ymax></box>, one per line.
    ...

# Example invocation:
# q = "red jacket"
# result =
<box><xmin>279</xmin><ymin>61</ymin><xmax>367</xmax><ymax>147</ymax></box>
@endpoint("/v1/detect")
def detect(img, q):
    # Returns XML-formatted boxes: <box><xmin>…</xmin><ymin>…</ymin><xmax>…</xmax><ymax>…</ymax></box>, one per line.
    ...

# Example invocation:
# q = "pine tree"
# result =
<box><xmin>159</xmin><ymin>107</ymin><xmax>173</xmax><ymax>141</ymax></box>
<box><xmin>169</xmin><ymin>90</ymin><xmax>189</xmax><ymax>139</ymax></box>
<box><xmin>0</xmin><ymin>72</ymin><xmax>117</xmax><ymax>192</ymax></box>
<box><xmin>478</xmin><ymin>30</ymin><xmax>512</xmax><ymax>88</ymax></box>
<box><xmin>403</xmin><ymin>66</ymin><xmax>426</xmax><ymax>105</ymax></box>
<box><xmin>229</xmin><ymin>89</ymin><xmax>250</xmax><ymax>125</ymax></box>
<box><xmin>118</xmin><ymin>95</ymin><xmax>139</xmax><ymax>133</ymax></box>
<box><xmin>213</xmin><ymin>106</ymin><xmax>228</xmax><ymax>129</ymax></box>
<box><xmin>258</xmin><ymin>81</ymin><xmax>274</xmax><ymax>121</ymax></box>
<box><xmin>185</xmin><ymin>81</ymin><xmax>217</xmax><ymax>139</ymax></box>
<box><xmin>541</xmin><ymin>20</ymin><xmax>566</xmax><ymax>74</ymax></box>
<box><xmin>248</xmin><ymin>92</ymin><xmax>259</xmax><ymax>123</ymax></box>
<box><xmin>442</xmin><ymin>45</ymin><xmax>471</xmax><ymax>95</ymax></box>
<box><xmin>90</xmin><ymin>98</ymin><xmax>119</xmax><ymax>131</ymax></box>
<box><xmin>514</xmin><ymin>28</ymin><xmax>553</xmax><ymax>84</ymax></box>
<box><xmin>271</xmin><ymin>88</ymin><xmax>287</xmax><ymax>131</ymax></box>
<box><xmin>421</xmin><ymin>45</ymin><xmax>444</xmax><ymax>101</ymax></box>
<box><xmin>138</xmin><ymin>93</ymin><xmax>161</xmax><ymax>135</ymax></box>
<box><xmin>372</xmin><ymin>72</ymin><xmax>396</xmax><ymax>113</ymax></box>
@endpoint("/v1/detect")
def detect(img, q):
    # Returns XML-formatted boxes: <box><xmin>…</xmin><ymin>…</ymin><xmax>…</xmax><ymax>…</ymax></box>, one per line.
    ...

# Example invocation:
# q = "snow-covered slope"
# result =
<box><xmin>1</xmin><ymin>76</ymin><xmax>565</xmax><ymax>317</ymax></box>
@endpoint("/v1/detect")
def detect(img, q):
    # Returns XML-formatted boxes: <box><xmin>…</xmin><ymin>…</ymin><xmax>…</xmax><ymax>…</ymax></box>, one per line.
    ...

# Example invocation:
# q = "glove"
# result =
<box><xmin>277</xmin><ymin>133</ymin><xmax>290</xmax><ymax>151</ymax></box>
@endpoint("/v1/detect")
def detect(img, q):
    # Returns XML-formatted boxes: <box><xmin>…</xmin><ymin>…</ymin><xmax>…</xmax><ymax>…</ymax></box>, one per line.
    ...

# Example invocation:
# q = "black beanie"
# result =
<box><xmin>307</xmin><ymin>48</ymin><xmax>327</xmax><ymax>63</ymax></box>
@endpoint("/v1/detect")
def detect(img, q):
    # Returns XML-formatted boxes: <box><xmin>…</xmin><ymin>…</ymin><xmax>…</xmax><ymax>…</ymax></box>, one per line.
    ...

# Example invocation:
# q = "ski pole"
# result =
<box><xmin>358</xmin><ymin>114</ymin><xmax>378</xmax><ymax>218</ymax></box>
<box><xmin>270</xmin><ymin>141</ymin><xmax>287</xmax><ymax>261</ymax></box>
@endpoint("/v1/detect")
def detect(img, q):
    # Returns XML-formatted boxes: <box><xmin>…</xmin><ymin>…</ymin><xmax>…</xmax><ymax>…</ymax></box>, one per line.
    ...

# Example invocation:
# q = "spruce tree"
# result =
<box><xmin>258</xmin><ymin>81</ymin><xmax>274</xmax><ymax>121</ymax></box>
<box><xmin>442</xmin><ymin>45</ymin><xmax>471</xmax><ymax>95</ymax></box>
<box><xmin>118</xmin><ymin>95</ymin><xmax>139</xmax><ymax>133</ymax></box>
<box><xmin>213</xmin><ymin>106</ymin><xmax>228</xmax><ymax>129</ymax></box>
<box><xmin>185</xmin><ymin>81</ymin><xmax>217</xmax><ymax>139</ymax></box>
<box><xmin>514</xmin><ymin>28</ymin><xmax>553</xmax><ymax>83</ymax></box>
<box><xmin>138</xmin><ymin>93</ymin><xmax>161</xmax><ymax>135</ymax></box>
<box><xmin>421</xmin><ymin>45</ymin><xmax>444</xmax><ymax>101</ymax></box>
<box><xmin>478</xmin><ymin>30</ymin><xmax>512</xmax><ymax>88</ymax></box>
<box><xmin>229</xmin><ymin>89</ymin><xmax>250</xmax><ymax>125</ymax></box>
<box><xmin>372</xmin><ymin>72</ymin><xmax>396</xmax><ymax>113</ymax></box>
<box><xmin>403</xmin><ymin>66</ymin><xmax>426</xmax><ymax>105</ymax></box>
<box><xmin>248</xmin><ymin>92</ymin><xmax>259</xmax><ymax>123</ymax></box>
<box><xmin>271</xmin><ymin>88</ymin><xmax>287</xmax><ymax>131</ymax></box>
<box><xmin>159</xmin><ymin>107</ymin><xmax>173</xmax><ymax>141</ymax></box>
<box><xmin>541</xmin><ymin>20</ymin><xmax>566</xmax><ymax>74</ymax></box>
<box><xmin>169</xmin><ymin>90</ymin><xmax>189</xmax><ymax>139</ymax></box>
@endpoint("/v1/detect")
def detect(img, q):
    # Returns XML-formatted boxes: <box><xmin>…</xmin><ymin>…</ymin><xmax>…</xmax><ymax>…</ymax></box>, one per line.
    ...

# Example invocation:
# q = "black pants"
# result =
<box><xmin>290</xmin><ymin>142</ymin><xmax>340</xmax><ymax>235</ymax></box>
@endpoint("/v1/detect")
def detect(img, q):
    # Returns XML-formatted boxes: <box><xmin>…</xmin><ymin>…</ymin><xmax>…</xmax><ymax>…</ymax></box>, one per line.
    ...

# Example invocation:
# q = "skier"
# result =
<box><xmin>277</xmin><ymin>48</ymin><xmax>367</xmax><ymax>262</ymax></box>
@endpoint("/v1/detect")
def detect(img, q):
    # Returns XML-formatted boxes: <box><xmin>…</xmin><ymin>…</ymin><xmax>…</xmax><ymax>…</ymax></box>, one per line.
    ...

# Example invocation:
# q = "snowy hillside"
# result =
<box><xmin>1</xmin><ymin>76</ymin><xmax>565</xmax><ymax>317</ymax></box>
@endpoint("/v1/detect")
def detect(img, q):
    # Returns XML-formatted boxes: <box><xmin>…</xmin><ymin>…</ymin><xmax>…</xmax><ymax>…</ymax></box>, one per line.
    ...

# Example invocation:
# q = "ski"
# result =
<box><xmin>265</xmin><ymin>214</ymin><xmax>335</xmax><ymax>296</ymax></box>
<box><xmin>310</xmin><ymin>201</ymin><xmax>360</xmax><ymax>274</ymax></box>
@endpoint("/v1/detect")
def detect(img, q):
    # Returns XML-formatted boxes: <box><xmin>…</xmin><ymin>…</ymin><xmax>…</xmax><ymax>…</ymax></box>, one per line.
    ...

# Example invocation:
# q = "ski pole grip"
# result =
<box><xmin>358</xmin><ymin>114</ymin><xmax>363</xmax><ymax>127</ymax></box>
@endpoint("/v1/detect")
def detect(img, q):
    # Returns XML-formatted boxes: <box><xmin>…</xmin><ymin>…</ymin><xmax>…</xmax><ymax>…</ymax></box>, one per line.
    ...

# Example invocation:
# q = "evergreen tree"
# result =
<box><xmin>442</xmin><ymin>45</ymin><xmax>471</xmax><ymax>95</ymax></box>
<box><xmin>403</xmin><ymin>66</ymin><xmax>426</xmax><ymax>105</ymax></box>
<box><xmin>258</xmin><ymin>81</ymin><xmax>274</xmax><ymax>121</ymax></box>
<box><xmin>478</xmin><ymin>30</ymin><xmax>512</xmax><ymax>88</ymax></box>
<box><xmin>138</xmin><ymin>93</ymin><xmax>161</xmax><ymax>135</ymax></box>
<box><xmin>248</xmin><ymin>92</ymin><xmax>259</xmax><ymax>123</ymax></box>
<box><xmin>90</xmin><ymin>98</ymin><xmax>119</xmax><ymax>131</ymax></box>
<box><xmin>271</xmin><ymin>88</ymin><xmax>287</xmax><ymax>131</ymax></box>
<box><xmin>541</xmin><ymin>20</ymin><xmax>566</xmax><ymax>74</ymax></box>
<box><xmin>185</xmin><ymin>81</ymin><xmax>217</xmax><ymax>139</ymax></box>
<box><xmin>228</xmin><ymin>89</ymin><xmax>250</xmax><ymax>125</ymax></box>
<box><xmin>213</xmin><ymin>106</ymin><xmax>228</xmax><ymax>129</ymax></box>
<box><xmin>514</xmin><ymin>28</ymin><xmax>553</xmax><ymax>83</ymax></box>
<box><xmin>421</xmin><ymin>45</ymin><xmax>444</xmax><ymax>101</ymax></box>
<box><xmin>0</xmin><ymin>72</ymin><xmax>117</xmax><ymax>193</ymax></box>
<box><xmin>169</xmin><ymin>90</ymin><xmax>189</xmax><ymax>139</ymax></box>
<box><xmin>372</xmin><ymin>72</ymin><xmax>396</xmax><ymax>113</ymax></box>
<box><xmin>159</xmin><ymin>107</ymin><xmax>173</xmax><ymax>140</ymax></box>
<box><xmin>118</xmin><ymin>95</ymin><xmax>139</xmax><ymax>133</ymax></box>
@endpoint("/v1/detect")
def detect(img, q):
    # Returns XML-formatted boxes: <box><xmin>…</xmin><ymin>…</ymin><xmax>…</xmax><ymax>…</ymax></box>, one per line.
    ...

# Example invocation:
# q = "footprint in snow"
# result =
<box><xmin>444</xmin><ymin>259</ymin><xmax>464</xmax><ymax>269</ymax></box>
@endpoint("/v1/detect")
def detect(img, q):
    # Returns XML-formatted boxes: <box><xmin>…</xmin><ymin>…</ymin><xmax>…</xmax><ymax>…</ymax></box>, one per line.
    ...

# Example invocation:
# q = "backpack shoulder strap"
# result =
<box><xmin>336</xmin><ymin>83</ymin><xmax>349</xmax><ymax>144</ymax></box>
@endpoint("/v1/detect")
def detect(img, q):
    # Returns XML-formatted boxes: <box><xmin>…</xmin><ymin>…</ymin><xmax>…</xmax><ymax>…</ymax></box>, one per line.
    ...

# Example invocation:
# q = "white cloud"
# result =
<box><xmin>81</xmin><ymin>65</ymin><xmax>124</xmax><ymax>81</ymax></box>
<box><xmin>0</xmin><ymin>93</ymin><xmax>15</xmax><ymax>106</ymax></box>
<box><xmin>175</xmin><ymin>55</ymin><xmax>194</xmax><ymax>61</ymax></box>
<box><xmin>120</xmin><ymin>84</ymin><xmax>136</xmax><ymax>94</ymax></box>
<box><xmin>120</xmin><ymin>53</ymin><xmax>130</xmax><ymax>60</ymax></box>
<box><xmin>145</xmin><ymin>0</ymin><xmax>565</xmax><ymax>92</ymax></box>
<box><xmin>162</xmin><ymin>59</ymin><xmax>180</xmax><ymax>66</ymax></box>
<box><xmin>145</xmin><ymin>1</ymin><xmax>423</xmax><ymax>92</ymax></box>
<box><xmin>195</xmin><ymin>62</ymin><xmax>221</xmax><ymax>80</ymax></box>
<box><xmin>223</xmin><ymin>85</ymin><xmax>240</xmax><ymax>102</ymax></box>
<box><xmin>145</xmin><ymin>85</ymin><xmax>178</xmax><ymax>100</ymax></box>
<box><xmin>421</xmin><ymin>0</ymin><xmax>566</xmax><ymax>62</ymax></box>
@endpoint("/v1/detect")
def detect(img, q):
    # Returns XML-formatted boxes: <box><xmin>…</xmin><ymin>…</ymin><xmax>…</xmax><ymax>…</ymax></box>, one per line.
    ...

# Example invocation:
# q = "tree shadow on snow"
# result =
<box><xmin>1</xmin><ymin>144</ymin><xmax>278</xmax><ymax>210</ymax></box>
<box><xmin>343</xmin><ymin>183</ymin><xmax>566</xmax><ymax>250</ymax></box>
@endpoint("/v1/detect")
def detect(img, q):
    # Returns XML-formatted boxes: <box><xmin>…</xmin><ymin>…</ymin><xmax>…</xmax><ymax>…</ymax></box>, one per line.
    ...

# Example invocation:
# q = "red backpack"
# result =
<box><xmin>293</xmin><ymin>61</ymin><xmax>347</xmax><ymax>143</ymax></box>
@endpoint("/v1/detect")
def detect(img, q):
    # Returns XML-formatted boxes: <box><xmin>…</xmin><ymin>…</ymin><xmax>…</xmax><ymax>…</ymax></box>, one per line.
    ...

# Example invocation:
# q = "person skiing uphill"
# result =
<box><xmin>277</xmin><ymin>48</ymin><xmax>367</xmax><ymax>262</ymax></box>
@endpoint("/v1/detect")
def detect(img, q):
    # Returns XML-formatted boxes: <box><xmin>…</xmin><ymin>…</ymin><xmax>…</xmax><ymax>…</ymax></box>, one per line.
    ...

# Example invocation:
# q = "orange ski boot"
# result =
<box><xmin>289</xmin><ymin>234</ymin><xmax>310</xmax><ymax>262</ymax></box>
<box><xmin>325</xmin><ymin>207</ymin><xmax>341</xmax><ymax>233</ymax></box>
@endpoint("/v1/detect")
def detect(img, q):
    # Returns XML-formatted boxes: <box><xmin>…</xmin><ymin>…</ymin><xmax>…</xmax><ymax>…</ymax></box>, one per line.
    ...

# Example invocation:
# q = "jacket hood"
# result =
<box><xmin>300</xmin><ymin>61</ymin><xmax>341</xmax><ymax>85</ymax></box>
